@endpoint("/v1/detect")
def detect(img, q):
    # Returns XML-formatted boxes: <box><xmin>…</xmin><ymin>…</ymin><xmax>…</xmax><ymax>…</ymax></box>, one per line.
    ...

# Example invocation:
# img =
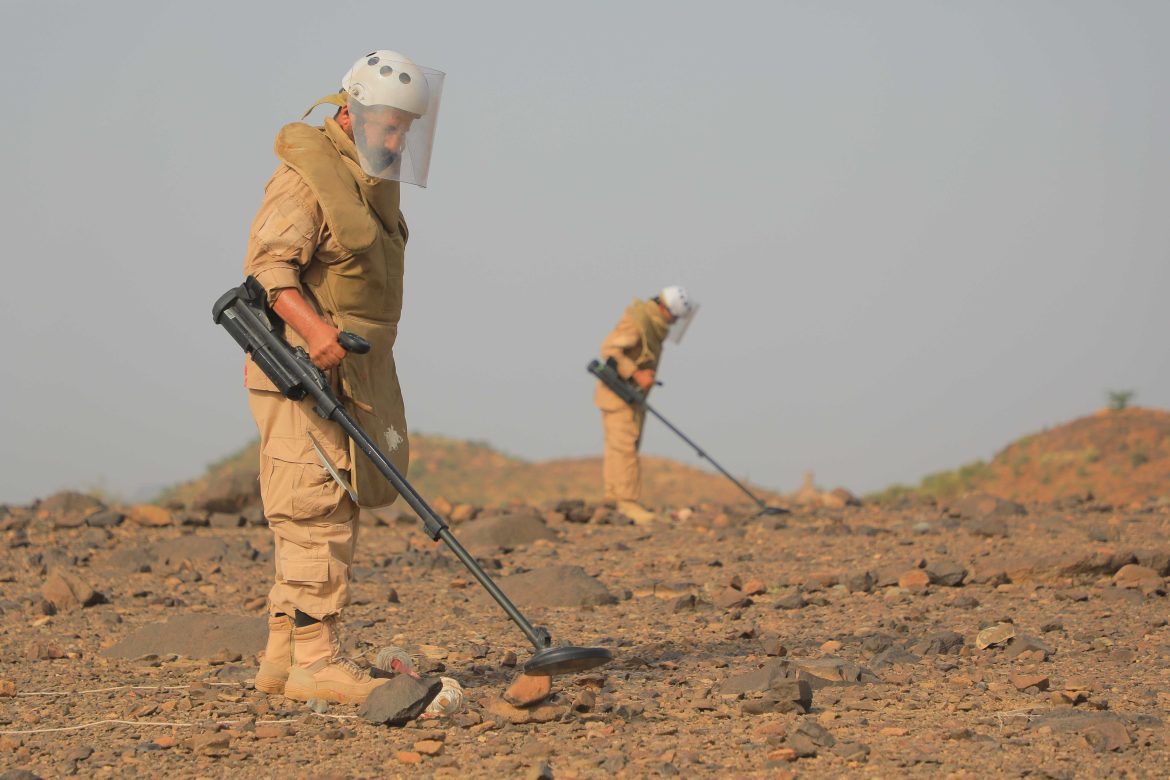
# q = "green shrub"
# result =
<box><xmin>1108</xmin><ymin>390</ymin><xmax>1136</xmax><ymax>411</ymax></box>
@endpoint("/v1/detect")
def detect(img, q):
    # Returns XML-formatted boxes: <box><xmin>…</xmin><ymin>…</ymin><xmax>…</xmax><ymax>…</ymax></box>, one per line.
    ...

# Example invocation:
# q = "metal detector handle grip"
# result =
<box><xmin>338</xmin><ymin>332</ymin><xmax>370</xmax><ymax>354</ymax></box>
<box><xmin>588</xmin><ymin>358</ymin><xmax>646</xmax><ymax>406</ymax></box>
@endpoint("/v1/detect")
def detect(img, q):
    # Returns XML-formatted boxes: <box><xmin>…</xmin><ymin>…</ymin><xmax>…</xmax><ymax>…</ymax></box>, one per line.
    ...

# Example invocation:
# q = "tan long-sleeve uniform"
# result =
<box><xmin>593</xmin><ymin>300</ymin><xmax>669</xmax><ymax>502</ymax></box>
<box><xmin>244</xmin><ymin>117</ymin><xmax>409</xmax><ymax>619</ymax></box>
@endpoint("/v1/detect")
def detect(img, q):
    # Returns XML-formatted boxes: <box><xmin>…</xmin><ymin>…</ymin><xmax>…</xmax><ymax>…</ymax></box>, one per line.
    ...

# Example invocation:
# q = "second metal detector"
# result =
<box><xmin>588</xmin><ymin>358</ymin><xmax>786</xmax><ymax>516</ymax></box>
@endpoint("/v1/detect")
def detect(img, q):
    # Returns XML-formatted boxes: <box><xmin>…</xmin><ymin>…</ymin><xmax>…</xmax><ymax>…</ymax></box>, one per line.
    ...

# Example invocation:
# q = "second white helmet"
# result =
<box><xmin>342</xmin><ymin>50</ymin><xmax>431</xmax><ymax>116</ymax></box>
<box><xmin>659</xmin><ymin>285</ymin><xmax>693</xmax><ymax>318</ymax></box>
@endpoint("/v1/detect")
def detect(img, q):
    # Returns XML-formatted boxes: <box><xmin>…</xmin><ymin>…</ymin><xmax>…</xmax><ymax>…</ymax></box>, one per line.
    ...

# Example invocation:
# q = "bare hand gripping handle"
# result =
<box><xmin>214</xmin><ymin>277</ymin><xmax>611</xmax><ymax>675</ymax></box>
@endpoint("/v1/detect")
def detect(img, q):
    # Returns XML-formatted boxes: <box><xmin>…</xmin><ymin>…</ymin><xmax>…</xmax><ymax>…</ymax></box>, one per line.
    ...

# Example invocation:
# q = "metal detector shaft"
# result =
<box><xmin>213</xmin><ymin>278</ymin><xmax>553</xmax><ymax>651</ymax></box>
<box><xmin>640</xmin><ymin>401</ymin><xmax>773</xmax><ymax>513</ymax></box>
<box><xmin>329</xmin><ymin>407</ymin><xmax>551</xmax><ymax>650</ymax></box>
<box><xmin>588</xmin><ymin>358</ymin><xmax>776</xmax><ymax>513</ymax></box>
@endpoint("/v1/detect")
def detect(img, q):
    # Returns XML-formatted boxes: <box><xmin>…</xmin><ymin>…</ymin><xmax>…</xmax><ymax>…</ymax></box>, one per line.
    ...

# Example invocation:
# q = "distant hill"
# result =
<box><xmin>876</xmin><ymin>407</ymin><xmax>1170</xmax><ymax>505</ymax></box>
<box><xmin>159</xmin><ymin>433</ymin><xmax>783</xmax><ymax>510</ymax></box>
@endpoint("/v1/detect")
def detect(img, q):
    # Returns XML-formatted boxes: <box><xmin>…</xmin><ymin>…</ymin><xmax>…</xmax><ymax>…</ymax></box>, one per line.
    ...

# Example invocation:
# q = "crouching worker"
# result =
<box><xmin>241</xmin><ymin>50</ymin><xmax>443</xmax><ymax>704</ymax></box>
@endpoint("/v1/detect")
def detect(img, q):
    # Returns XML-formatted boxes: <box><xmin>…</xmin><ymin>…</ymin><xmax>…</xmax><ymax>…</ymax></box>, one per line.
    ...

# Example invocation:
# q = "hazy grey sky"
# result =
<box><xmin>1</xmin><ymin>1</ymin><xmax>1167</xmax><ymax>505</ymax></box>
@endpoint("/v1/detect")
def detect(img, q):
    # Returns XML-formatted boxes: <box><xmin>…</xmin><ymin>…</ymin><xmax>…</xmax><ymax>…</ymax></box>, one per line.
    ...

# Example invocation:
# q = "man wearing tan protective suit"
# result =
<box><xmin>594</xmin><ymin>287</ymin><xmax>696</xmax><ymax>524</ymax></box>
<box><xmin>242</xmin><ymin>50</ymin><xmax>444</xmax><ymax>705</ymax></box>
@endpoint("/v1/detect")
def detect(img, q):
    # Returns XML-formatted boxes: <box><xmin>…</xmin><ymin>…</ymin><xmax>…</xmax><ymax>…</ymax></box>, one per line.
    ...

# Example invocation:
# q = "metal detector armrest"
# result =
<box><xmin>587</xmin><ymin>358</ymin><xmax>646</xmax><ymax>406</ymax></box>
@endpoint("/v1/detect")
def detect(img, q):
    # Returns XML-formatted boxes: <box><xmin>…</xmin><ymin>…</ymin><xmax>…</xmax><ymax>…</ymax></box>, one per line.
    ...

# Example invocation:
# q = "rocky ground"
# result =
<box><xmin>2</xmin><ymin>489</ymin><xmax>1169</xmax><ymax>778</ymax></box>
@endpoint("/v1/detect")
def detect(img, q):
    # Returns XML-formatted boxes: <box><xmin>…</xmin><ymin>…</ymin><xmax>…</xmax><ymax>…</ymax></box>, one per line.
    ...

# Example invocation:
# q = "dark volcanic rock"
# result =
<box><xmin>1028</xmin><ymin>711</ymin><xmax>1131</xmax><ymax>753</ymax></box>
<box><xmin>153</xmin><ymin>535</ymin><xmax>231</xmax><ymax>565</ymax></box>
<box><xmin>458</xmin><ymin>512</ymin><xmax>557</xmax><ymax>552</ymax></box>
<box><xmin>911</xmin><ymin>631</ymin><xmax>964</xmax><ymax>656</ymax></box>
<box><xmin>358</xmin><ymin>675</ymin><xmax>442</xmax><ymax>726</ymax></box>
<box><xmin>103</xmin><ymin>614</ymin><xmax>265</xmax><ymax>660</ymax></box>
<box><xmin>85</xmin><ymin>509</ymin><xmax>124</xmax><ymax>528</ymax></box>
<box><xmin>38</xmin><ymin>491</ymin><xmax>104</xmax><ymax>515</ymax></box>
<box><xmin>951</xmin><ymin>492</ymin><xmax>1026</xmax><ymax>520</ymax></box>
<box><xmin>925</xmin><ymin>559</ymin><xmax>968</xmax><ymax>587</ymax></box>
<box><xmin>41</xmin><ymin>570</ymin><xmax>103</xmax><ymax>611</ymax></box>
<box><xmin>495</xmin><ymin>565</ymin><xmax>616</xmax><ymax>608</ymax></box>
<box><xmin>188</xmin><ymin>469</ymin><xmax>261</xmax><ymax>513</ymax></box>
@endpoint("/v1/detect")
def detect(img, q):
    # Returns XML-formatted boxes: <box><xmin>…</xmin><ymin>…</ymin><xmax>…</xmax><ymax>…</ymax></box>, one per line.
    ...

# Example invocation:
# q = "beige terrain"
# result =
<box><xmin>1</xmin><ymin>409</ymin><xmax>1168</xmax><ymax>778</ymax></box>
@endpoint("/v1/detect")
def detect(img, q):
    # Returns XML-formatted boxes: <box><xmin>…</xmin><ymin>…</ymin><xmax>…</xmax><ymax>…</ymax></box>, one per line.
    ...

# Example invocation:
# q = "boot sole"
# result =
<box><xmin>283</xmin><ymin>682</ymin><xmax>372</xmax><ymax>706</ymax></box>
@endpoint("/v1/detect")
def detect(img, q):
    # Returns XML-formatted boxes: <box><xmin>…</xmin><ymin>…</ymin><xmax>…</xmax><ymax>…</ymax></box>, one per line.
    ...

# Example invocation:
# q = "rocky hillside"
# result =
<box><xmin>158</xmin><ymin>434</ymin><xmax>783</xmax><ymax>512</ymax></box>
<box><xmin>879</xmin><ymin>407</ymin><xmax>1170</xmax><ymax>506</ymax></box>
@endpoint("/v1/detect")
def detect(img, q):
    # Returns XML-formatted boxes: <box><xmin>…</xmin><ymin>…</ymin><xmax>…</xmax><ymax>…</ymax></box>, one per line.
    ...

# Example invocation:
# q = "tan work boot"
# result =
<box><xmin>254</xmin><ymin>614</ymin><xmax>293</xmax><ymax>694</ymax></box>
<box><xmin>617</xmin><ymin>500</ymin><xmax>659</xmax><ymax>525</ymax></box>
<box><xmin>283</xmin><ymin>617</ymin><xmax>388</xmax><ymax>705</ymax></box>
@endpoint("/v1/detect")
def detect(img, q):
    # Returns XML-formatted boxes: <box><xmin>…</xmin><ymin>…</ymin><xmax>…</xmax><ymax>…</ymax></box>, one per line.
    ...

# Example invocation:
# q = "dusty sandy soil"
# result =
<box><xmin>1</xmin><ymin>491</ymin><xmax>1168</xmax><ymax>778</ymax></box>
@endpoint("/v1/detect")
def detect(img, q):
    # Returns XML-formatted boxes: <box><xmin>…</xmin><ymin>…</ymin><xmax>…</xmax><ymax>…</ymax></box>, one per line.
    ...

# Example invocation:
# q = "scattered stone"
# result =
<box><xmin>254</xmin><ymin>725</ymin><xmax>290</xmax><ymax>739</ymax></box>
<box><xmin>965</xmin><ymin>516</ymin><xmax>1009</xmax><ymax>538</ymax></box>
<box><xmin>788</xmin><ymin>719</ymin><xmax>836</xmax><ymax>756</ymax></box>
<box><xmin>1005</xmin><ymin>634</ymin><xmax>1052</xmax><ymax>661</ymax></box>
<box><xmin>85</xmin><ymin>509</ymin><xmax>124</xmax><ymax>528</ymax></box>
<box><xmin>975</xmin><ymin>623</ymin><xmax>1016</xmax><ymax>650</ymax></box>
<box><xmin>189</xmin><ymin>732</ymin><xmax>230</xmax><ymax>752</ymax></box>
<box><xmin>450</xmin><ymin>504</ymin><xmax>478</xmax><ymax>523</ymax></box>
<box><xmin>493</xmin><ymin>566</ymin><xmax>616</xmax><ymax>609</ymax></box>
<box><xmin>1011</xmin><ymin>673</ymin><xmax>1050</xmax><ymax>692</ymax></box>
<box><xmin>504</xmin><ymin>673</ymin><xmax>552</xmax><ymax>707</ymax></box>
<box><xmin>924</xmin><ymin>559</ymin><xmax>967</xmax><ymax>587</ymax></box>
<box><xmin>831</xmin><ymin>741</ymin><xmax>871</xmax><ymax>761</ymax></box>
<box><xmin>773</xmin><ymin>591</ymin><xmax>806</xmax><ymax>610</ymax></box>
<box><xmin>1112</xmin><ymin>563</ymin><xmax>1164</xmax><ymax>595</ymax></box>
<box><xmin>459</xmin><ymin>512</ymin><xmax>557</xmax><ymax>552</ymax></box>
<box><xmin>871</xmin><ymin>644</ymin><xmax>922</xmax><ymax>669</ymax></box>
<box><xmin>911</xmin><ymin>631</ymin><xmax>964</xmax><ymax>656</ymax></box>
<box><xmin>483</xmin><ymin>696</ymin><xmax>569</xmax><ymax>724</ymax></box>
<box><xmin>571</xmin><ymin>690</ymin><xmax>596</xmax><ymax>712</ymax></box>
<box><xmin>741</xmin><ymin>578</ymin><xmax>768</xmax><ymax>596</ymax></box>
<box><xmin>124</xmin><ymin>504</ymin><xmax>176</xmax><ymax>527</ymax></box>
<box><xmin>41</xmin><ymin>569</ymin><xmax>102</xmax><ymax>611</ymax></box>
<box><xmin>103</xmin><ymin>613</ymin><xmax>265</xmax><ymax>659</ymax></box>
<box><xmin>767</xmin><ymin>747</ymin><xmax>798</xmax><ymax>762</ymax></box>
<box><xmin>843</xmin><ymin>570</ymin><xmax>875</xmax><ymax>593</ymax></box>
<box><xmin>0</xmin><ymin>680</ymin><xmax>14</xmax><ymax>697</ymax></box>
<box><xmin>713</xmin><ymin>588</ymin><xmax>752</xmax><ymax>610</ymax></box>
<box><xmin>1029</xmin><ymin>711</ymin><xmax>1131</xmax><ymax>753</ymax></box>
<box><xmin>795</xmin><ymin>657</ymin><xmax>880</xmax><ymax>684</ymax></box>
<box><xmin>898</xmin><ymin>569</ymin><xmax>930</xmax><ymax>589</ymax></box>
<box><xmin>951</xmin><ymin>493</ymin><xmax>1026</xmax><ymax>520</ymax></box>
<box><xmin>208</xmin><ymin>512</ymin><xmax>244</xmax><ymax>529</ymax></box>
<box><xmin>359</xmin><ymin>675</ymin><xmax>442</xmax><ymax>726</ymax></box>
<box><xmin>413</xmin><ymin>739</ymin><xmax>444</xmax><ymax>756</ymax></box>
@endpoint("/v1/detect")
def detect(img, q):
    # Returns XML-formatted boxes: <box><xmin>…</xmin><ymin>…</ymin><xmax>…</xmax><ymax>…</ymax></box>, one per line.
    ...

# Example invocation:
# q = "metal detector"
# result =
<box><xmin>588</xmin><ymin>358</ymin><xmax>786</xmax><ymax>516</ymax></box>
<box><xmin>213</xmin><ymin>277</ymin><xmax>611</xmax><ymax>675</ymax></box>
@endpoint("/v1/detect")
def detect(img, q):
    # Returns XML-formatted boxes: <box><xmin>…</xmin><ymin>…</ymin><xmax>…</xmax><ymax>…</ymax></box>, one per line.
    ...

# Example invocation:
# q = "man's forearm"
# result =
<box><xmin>271</xmin><ymin>288</ymin><xmax>346</xmax><ymax>370</ymax></box>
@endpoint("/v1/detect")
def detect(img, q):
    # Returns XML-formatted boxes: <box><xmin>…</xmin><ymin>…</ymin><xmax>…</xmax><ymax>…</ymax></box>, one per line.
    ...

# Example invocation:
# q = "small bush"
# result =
<box><xmin>1108</xmin><ymin>390</ymin><xmax>1136</xmax><ymax>411</ymax></box>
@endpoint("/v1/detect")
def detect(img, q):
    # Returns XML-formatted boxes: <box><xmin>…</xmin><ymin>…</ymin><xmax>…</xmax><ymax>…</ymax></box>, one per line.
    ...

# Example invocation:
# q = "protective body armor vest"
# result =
<box><xmin>273</xmin><ymin>119</ymin><xmax>409</xmax><ymax>508</ymax></box>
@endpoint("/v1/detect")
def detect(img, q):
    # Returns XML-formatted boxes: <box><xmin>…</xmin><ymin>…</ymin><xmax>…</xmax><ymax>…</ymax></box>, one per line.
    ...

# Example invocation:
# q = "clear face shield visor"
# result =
<box><xmin>668</xmin><ymin>302</ymin><xmax>699</xmax><ymax>344</ymax></box>
<box><xmin>346</xmin><ymin>61</ymin><xmax>444</xmax><ymax>187</ymax></box>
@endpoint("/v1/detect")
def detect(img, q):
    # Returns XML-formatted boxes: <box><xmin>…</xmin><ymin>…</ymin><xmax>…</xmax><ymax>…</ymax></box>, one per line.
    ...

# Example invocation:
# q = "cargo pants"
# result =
<box><xmin>248</xmin><ymin>388</ymin><xmax>357</xmax><ymax>619</ymax></box>
<box><xmin>600</xmin><ymin>404</ymin><xmax>646</xmax><ymax>503</ymax></box>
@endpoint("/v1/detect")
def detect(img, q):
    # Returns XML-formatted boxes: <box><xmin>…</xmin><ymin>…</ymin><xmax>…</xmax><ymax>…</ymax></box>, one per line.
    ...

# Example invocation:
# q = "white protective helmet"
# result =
<box><xmin>659</xmin><ymin>285</ymin><xmax>699</xmax><ymax>343</ymax></box>
<box><xmin>341</xmin><ymin>50</ymin><xmax>445</xmax><ymax>187</ymax></box>
<box><xmin>342</xmin><ymin>50</ymin><xmax>431</xmax><ymax>116</ymax></box>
